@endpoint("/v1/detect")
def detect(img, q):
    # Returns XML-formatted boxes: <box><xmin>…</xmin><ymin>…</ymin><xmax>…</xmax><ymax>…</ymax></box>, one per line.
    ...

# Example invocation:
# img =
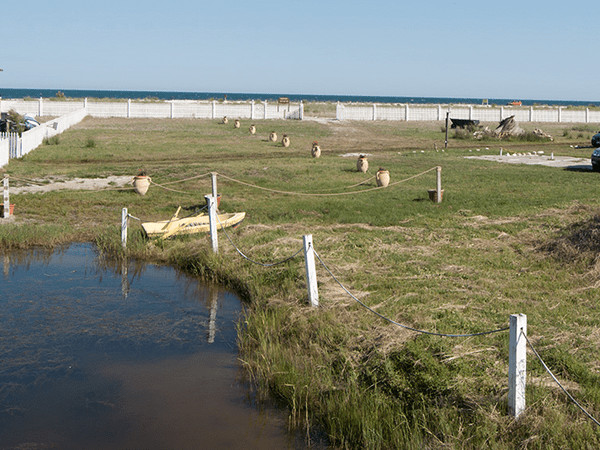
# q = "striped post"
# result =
<box><xmin>3</xmin><ymin>176</ymin><xmax>9</xmax><ymax>217</ymax></box>
<box><xmin>508</xmin><ymin>314</ymin><xmax>527</xmax><ymax>418</ymax></box>
<box><xmin>303</xmin><ymin>234</ymin><xmax>319</xmax><ymax>307</ymax></box>
<box><xmin>436</xmin><ymin>166</ymin><xmax>442</xmax><ymax>204</ymax></box>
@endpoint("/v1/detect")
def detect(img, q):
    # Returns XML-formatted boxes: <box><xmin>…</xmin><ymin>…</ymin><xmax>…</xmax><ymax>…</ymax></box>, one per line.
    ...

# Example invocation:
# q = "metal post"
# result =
<box><xmin>436</xmin><ymin>166</ymin><xmax>442</xmax><ymax>204</ymax></box>
<box><xmin>3</xmin><ymin>176</ymin><xmax>9</xmax><ymax>217</ymax></box>
<box><xmin>444</xmin><ymin>112</ymin><xmax>449</xmax><ymax>150</ymax></box>
<box><xmin>508</xmin><ymin>314</ymin><xmax>527</xmax><ymax>418</ymax></box>
<box><xmin>205</xmin><ymin>195</ymin><xmax>218</xmax><ymax>253</ymax></box>
<box><xmin>303</xmin><ymin>234</ymin><xmax>319</xmax><ymax>307</ymax></box>
<box><xmin>121</xmin><ymin>208</ymin><xmax>128</xmax><ymax>248</ymax></box>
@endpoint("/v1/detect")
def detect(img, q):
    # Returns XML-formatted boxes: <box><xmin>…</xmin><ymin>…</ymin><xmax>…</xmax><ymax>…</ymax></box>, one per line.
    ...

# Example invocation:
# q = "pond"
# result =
<box><xmin>0</xmin><ymin>244</ymin><xmax>315</xmax><ymax>449</ymax></box>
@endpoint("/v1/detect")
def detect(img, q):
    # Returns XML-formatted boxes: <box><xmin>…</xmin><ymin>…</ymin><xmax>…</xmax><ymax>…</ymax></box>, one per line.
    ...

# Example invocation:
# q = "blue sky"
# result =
<box><xmin>2</xmin><ymin>0</ymin><xmax>598</xmax><ymax>100</ymax></box>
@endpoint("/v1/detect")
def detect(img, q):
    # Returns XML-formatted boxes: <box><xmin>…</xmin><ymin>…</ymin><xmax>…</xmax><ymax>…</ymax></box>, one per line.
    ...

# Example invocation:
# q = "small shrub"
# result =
<box><xmin>563</xmin><ymin>130</ymin><xmax>571</xmax><ymax>138</ymax></box>
<box><xmin>85</xmin><ymin>137</ymin><xmax>96</xmax><ymax>148</ymax></box>
<box><xmin>42</xmin><ymin>135</ymin><xmax>60</xmax><ymax>145</ymax></box>
<box><xmin>452</xmin><ymin>128</ymin><xmax>472</xmax><ymax>140</ymax></box>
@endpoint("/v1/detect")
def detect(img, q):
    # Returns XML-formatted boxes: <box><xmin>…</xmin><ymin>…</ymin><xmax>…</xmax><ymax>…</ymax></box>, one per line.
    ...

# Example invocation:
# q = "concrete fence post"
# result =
<box><xmin>373</xmin><ymin>103</ymin><xmax>377</xmax><ymax>121</ymax></box>
<box><xmin>211</xmin><ymin>172</ymin><xmax>218</xmax><ymax>200</ymax></box>
<box><xmin>529</xmin><ymin>106</ymin><xmax>533</xmax><ymax>122</ymax></box>
<box><xmin>3</xmin><ymin>176</ymin><xmax>10</xmax><ymax>217</ymax></box>
<box><xmin>303</xmin><ymin>234</ymin><xmax>319</xmax><ymax>307</ymax></box>
<box><xmin>121</xmin><ymin>207</ymin><xmax>128</xmax><ymax>249</ymax></box>
<box><xmin>84</xmin><ymin>97</ymin><xmax>88</xmax><ymax>109</ymax></box>
<box><xmin>558</xmin><ymin>107</ymin><xmax>562</xmax><ymax>123</ymax></box>
<box><xmin>212</xmin><ymin>100</ymin><xmax>216</xmax><ymax>119</ymax></box>
<box><xmin>251</xmin><ymin>100</ymin><xmax>255</xmax><ymax>120</ymax></box>
<box><xmin>405</xmin><ymin>104</ymin><xmax>409</xmax><ymax>121</ymax></box>
<box><xmin>38</xmin><ymin>97</ymin><xmax>43</xmax><ymax>117</ymax></box>
<box><xmin>205</xmin><ymin>195</ymin><xmax>218</xmax><ymax>253</ymax></box>
<box><xmin>500</xmin><ymin>106</ymin><xmax>504</xmax><ymax>121</ymax></box>
<box><xmin>508</xmin><ymin>313</ymin><xmax>527</xmax><ymax>419</ymax></box>
<box><xmin>438</xmin><ymin>104</ymin><xmax>442</xmax><ymax>121</ymax></box>
<box><xmin>170</xmin><ymin>101</ymin><xmax>174</xmax><ymax>119</ymax></box>
<box><xmin>436</xmin><ymin>166</ymin><xmax>442</xmax><ymax>204</ymax></box>
<box><xmin>299</xmin><ymin>101</ymin><xmax>304</xmax><ymax>120</ymax></box>
<box><xmin>264</xmin><ymin>100</ymin><xmax>268</xmax><ymax>119</ymax></box>
<box><xmin>469</xmin><ymin>106</ymin><xmax>473</xmax><ymax>120</ymax></box>
<box><xmin>586</xmin><ymin>108</ymin><xmax>590</xmax><ymax>123</ymax></box>
<box><xmin>127</xmin><ymin>99</ymin><xmax>131</xmax><ymax>118</ymax></box>
<box><xmin>336</xmin><ymin>102</ymin><xmax>342</xmax><ymax>121</ymax></box>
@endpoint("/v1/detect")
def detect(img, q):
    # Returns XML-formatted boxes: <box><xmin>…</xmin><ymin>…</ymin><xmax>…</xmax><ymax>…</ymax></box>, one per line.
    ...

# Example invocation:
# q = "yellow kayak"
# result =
<box><xmin>142</xmin><ymin>208</ymin><xmax>246</xmax><ymax>238</ymax></box>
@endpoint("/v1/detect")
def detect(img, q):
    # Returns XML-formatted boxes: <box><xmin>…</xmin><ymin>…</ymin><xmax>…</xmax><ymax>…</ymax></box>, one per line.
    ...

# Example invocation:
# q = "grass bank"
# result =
<box><xmin>2</xmin><ymin>117</ymin><xmax>600</xmax><ymax>448</ymax></box>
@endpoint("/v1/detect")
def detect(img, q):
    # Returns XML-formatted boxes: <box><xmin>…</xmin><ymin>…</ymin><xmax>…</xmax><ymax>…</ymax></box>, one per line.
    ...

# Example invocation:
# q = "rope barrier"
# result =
<box><xmin>313</xmin><ymin>248</ymin><xmax>509</xmax><ymax>337</ymax></box>
<box><xmin>150</xmin><ymin>179</ymin><xmax>196</xmax><ymax>195</ymax></box>
<box><xmin>216</xmin><ymin>167</ymin><xmax>437</xmax><ymax>197</ymax></box>
<box><xmin>523</xmin><ymin>332</ymin><xmax>600</xmax><ymax>427</ymax></box>
<box><xmin>127</xmin><ymin>214</ymin><xmax>141</xmax><ymax>221</ymax></box>
<box><xmin>156</xmin><ymin>172</ymin><xmax>212</xmax><ymax>186</ymax></box>
<box><xmin>216</xmin><ymin>214</ymin><xmax>304</xmax><ymax>267</ymax></box>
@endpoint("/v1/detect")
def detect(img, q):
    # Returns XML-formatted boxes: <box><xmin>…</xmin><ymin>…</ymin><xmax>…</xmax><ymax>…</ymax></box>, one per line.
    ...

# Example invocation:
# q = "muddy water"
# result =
<box><xmin>0</xmin><ymin>244</ymin><xmax>311</xmax><ymax>449</ymax></box>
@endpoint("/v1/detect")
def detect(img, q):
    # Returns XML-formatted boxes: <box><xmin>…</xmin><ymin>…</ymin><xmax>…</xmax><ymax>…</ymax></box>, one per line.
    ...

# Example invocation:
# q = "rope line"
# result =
<box><xmin>523</xmin><ymin>332</ymin><xmax>600</xmax><ymax>427</ymax></box>
<box><xmin>215</xmin><ymin>214</ymin><xmax>304</xmax><ymax>267</ymax></box>
<box><xmin>150</xmin><ymin>180</ymin><xmax>196</xmax><ymax>195</ymax></box>
<box><xmin>313</xmin><ymin>248</ymin><xmax>509</xmax><ymax>337</ymax></box>
<box><xmin>157</xmin><ymin>172</ymin><xmax>212</xmax><ymax>186</ymax></box>
<box><xmin>216</xmin><ymin>167</ymin><xmax>437</xmax><ymax>197</ymax></box>
<box><xmin>127</xmin><ymin>214</ymin><xmax>141</xmax><ymax>221</ymax></box>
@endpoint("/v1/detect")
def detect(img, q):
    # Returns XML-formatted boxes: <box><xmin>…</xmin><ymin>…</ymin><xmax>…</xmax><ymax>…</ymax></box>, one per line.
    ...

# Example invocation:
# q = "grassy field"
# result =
<box><xmin>1</xmin><ymin>115</ymin><xmax>600</xmax><ymax>448</ymax></box>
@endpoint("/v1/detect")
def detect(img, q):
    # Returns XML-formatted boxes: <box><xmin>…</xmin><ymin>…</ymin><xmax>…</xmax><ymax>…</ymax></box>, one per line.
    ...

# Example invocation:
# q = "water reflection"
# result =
<box><xmin>0</xmin><ymin>244</ymin><xmax>314</xmax><ymax>449</ymax></box>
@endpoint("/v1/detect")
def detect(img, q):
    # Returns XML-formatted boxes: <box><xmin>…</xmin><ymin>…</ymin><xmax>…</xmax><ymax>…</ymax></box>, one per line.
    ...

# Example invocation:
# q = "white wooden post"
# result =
<box><xmin>170</xmin><ymin>101</ymin><xmax>174</xmax><ymax>119</ymax></box>
<box><xmin>250</xmin><ymin>100</ymin><xmax>255</xmax><ymax>120</ymax></box>
<box><xmin>211</xmin><ymin>172</ymin><xmax>218</xmax><ymax>200</ymax></box>
<box><xmin>3</xmin><ymin>176</ymin><xmax>9</xmax><ymax>217</ymax></box>
<box><xmin>264</xmin><ymin>100</ymin><xmax>268</xmax><ymax>119</ymax></box>
<box><xmin>127</xmin><ymin>99</ymin><xmax>131</xmax><ymax>118</ymax></box>
<box><xmin>436</xmin><ymin>166</ymin><xmax>442</xmax><ymax>204</ymax></box>
<box><xmin>508</xmin><ymin>313</ymin><xmax>527</xmax><ymax>418</ymax></box>
<box><xmin>372</xmin><ymin>104</ymin><xmax>377</xmax><ymax>121</ymax></box>
<box><xmin>205</xmin><ymin>195</ymin><xmax>218</xmax><ymax>253</ymax></box>
<box><xmin>303</xmin><ymin>234</ymin><xmax>319</xmax><ymax>307</ymax></box>
<box><xmin>211</xmin><ymin>100</ymin><xmax>216</xmax><ymax>119</ymax></box>
<box><xmin>38</xmin><ymin>97</ymin><xmax>43</xmax><ymax>117</ymax></box>
<box><xmin>405</xmin><ymin>104</ymin><xmax>409</xmax><ymax>121</ymax></box>
<box><xmin>121</xmin><ymin>207</ymin><xmax>128</xmax><ymax>248</ymax></box>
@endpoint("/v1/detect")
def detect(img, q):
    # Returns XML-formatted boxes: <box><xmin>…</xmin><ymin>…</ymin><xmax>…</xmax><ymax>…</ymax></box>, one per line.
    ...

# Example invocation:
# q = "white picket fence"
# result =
<box><xmin>0</xmin><ymin>108</ymin><xmax>87</xmax><ymax>168</ymax></box>
<box><xmin>0</xmin><ymin>98</ymin><xmax>303</xmax><ymax>120</ymax></box>
<box><xmin>336</xmin><ymin>103</ymin><xmax>600</xmax><ymax>123</ymax></box>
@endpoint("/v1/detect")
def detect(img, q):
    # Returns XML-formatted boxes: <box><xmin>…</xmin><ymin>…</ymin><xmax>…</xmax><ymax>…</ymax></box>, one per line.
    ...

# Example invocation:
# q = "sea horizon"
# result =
<box><xmin>1</xmin><ymin>87</ymin><xmax>599</xmax><ymax>108</ymax></box>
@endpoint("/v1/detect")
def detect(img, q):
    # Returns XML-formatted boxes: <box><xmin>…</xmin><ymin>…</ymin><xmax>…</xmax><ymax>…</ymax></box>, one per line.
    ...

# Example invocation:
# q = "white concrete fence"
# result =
<box><xmin>0</xmin><ymin>107</ymin><xmax>87</xmax><ymax>168</ymax></box>
<box><xmin>336</xmin><ymin>102</ymin><xmax>600</xmax><ymax>123</ymax></box>
<box><xmin>0</xmin><ymin>98</ymin><xmax>303</xmax><ymax>120</ymax></box>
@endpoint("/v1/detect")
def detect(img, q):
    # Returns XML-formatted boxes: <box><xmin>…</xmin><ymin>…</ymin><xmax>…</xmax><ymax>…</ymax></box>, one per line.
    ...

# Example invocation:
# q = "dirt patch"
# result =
<box><xmin>465</xmin><ymin>154</ymin><xmax>590</xmax><ymax>169</ymax></box>
<box><xmin>9</xmin><ymin>176</ymin><xmax>133</xmax><ymax>194</ymax></box>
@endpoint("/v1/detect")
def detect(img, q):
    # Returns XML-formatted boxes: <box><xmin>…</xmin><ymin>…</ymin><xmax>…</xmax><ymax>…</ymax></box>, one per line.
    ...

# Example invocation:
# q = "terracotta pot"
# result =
<box><xmin>269</xmin><ymin>131</ymin><xmax>278</xmax><ymax>142</ymax></box>
<box><xmin>222</xmin><ymin>116</ymin><xmax>228</xmax><ymax>124</ymax></box>
<box><xmin>282</xmin><ymin>135</ymin><xmax>290</xmax><ymax>147</ymax></box>
<box><xmin>133</xmin><ymin>175</ymin><xmax>151</xmax><ymax>195</ymax></box>
<box><xmin>311</xmin><ymin>144</ymin><xmax>321</xmax><ymax>158</ymax></box>
<box><xmin>357</xmin><ymin>156</ymin><xmax>368</xmax><ymax>173</ymax></box>
<box><xmin>249</xmin><ymin>125</ymin><xmax>256</xmax><ymax>134</ymax></box>
<box><xmin>376</xmin><ymin>170</ymin><xmax>390</xmax><ymax>187</ymax></box>
<box><xmin>234</xmin><ymin>119</ymin><xmax>241</xmax><ymax>128</ymax></box>
<box><xmin>2</xmin><ymin>204</ymin><xmax>14</xmax><ymax>217</ymax></box>
<box><xmin>428</xmin><ymin>189</ymin><xmax>444</xmax><ymax>202</ymax></box>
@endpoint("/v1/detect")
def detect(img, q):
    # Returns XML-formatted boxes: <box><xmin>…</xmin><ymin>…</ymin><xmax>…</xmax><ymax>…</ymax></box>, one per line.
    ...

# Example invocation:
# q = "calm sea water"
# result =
<box><xmin>1</xmin><ymin>88</ymin><xmax>599</xmax><ymax>107</ymax></box>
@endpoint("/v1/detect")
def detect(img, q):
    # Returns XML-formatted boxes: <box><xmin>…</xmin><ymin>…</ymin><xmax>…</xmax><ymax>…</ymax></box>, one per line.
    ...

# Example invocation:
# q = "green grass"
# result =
<box><xmin>2</xmin><ymin>117</ymin><xmax>600</xmax><ymax>447</ymax></box>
